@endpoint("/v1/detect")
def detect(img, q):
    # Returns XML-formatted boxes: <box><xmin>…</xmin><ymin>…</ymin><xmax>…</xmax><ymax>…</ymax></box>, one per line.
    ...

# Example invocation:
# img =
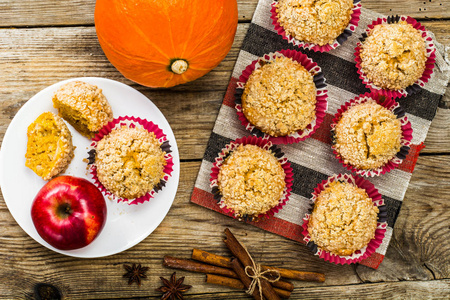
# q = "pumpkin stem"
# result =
<box><xmin>170</xmin><ymin>59</ymin><xmax>189</xmax><ymax>75</ymax></box>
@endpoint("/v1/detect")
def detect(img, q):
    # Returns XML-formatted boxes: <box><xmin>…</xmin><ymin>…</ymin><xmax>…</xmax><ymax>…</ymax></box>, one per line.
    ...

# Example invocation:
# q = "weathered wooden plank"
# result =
<box><xmin>364</xmin><ymin>0</ymin><xmax>450</xmax><ymax>19</ymax></box>
<box><xmin>356</xmin><ymin>155</ymin><xmax>450</xmax><ymax>281</ymax></box>
<box><xmin>0</xmin><ymin>161</ymin><xmax>360</xmax><ymax>299</ymax></box>
<box><xmin>418</xmin><ymin>22</ymin><xmax>450</xmax><ymax>152</ymax></box>
<box><xmin>1</xmin><ymin>155</ymin><xmax>449</xmax><ymax>298</ymax></box>
<box><xmin>186</xmin><ymin>279</ymin><xmax>450</xmax><ymax>299</ymax></box>
<box><xmin>423</xmin><ymin>108</ymin><xmax>450</xmax><ymax>154</ymax></box>
<box><xmin>0</xmin><ymin>25</ymin><xmax>245</xmax><ymax>159</ymax></box>
<box><xmin>0</xmin><ymin>1</ymin><xmax>448</xmax><ymax>299</ymax></box>
<box><xmin>0</xmin><ymin>25</ymin><xmax>449</xmax><ymax>158</ymax></box>
<box><xmin>0</xmin><ymin>0</ymin><xmax>449</xmax><ymax>28</ymax></box>
<box><xmin>420</xmin><ymin>20</ymin><xmax>450</xmax><ymax>111</ymax></box>
<box><xmin>0</xmin><ymin>0</ymin><xmax>95</xmax><ymax>27</ymax></box>
<box><xmin>0</xmin><ymin>0</ymin><xmax>258</xmax><ymax>27</ymax></box>
<box><xmin>421</xmin><ymin>21</ymin><xmax>450</xmax><ymax>46</ymax></box>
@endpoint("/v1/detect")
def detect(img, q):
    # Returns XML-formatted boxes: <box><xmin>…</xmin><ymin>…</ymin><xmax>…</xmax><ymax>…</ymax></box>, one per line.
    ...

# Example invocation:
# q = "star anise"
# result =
<box><xmin>156</xmin><ymin>272</ymin><xmax>192</xmax><ymax>300</ymax></box>
<box><xmin>122</xmin><ymin>263</ymin><xmax>149</xmax><ymax>286</ymax></box>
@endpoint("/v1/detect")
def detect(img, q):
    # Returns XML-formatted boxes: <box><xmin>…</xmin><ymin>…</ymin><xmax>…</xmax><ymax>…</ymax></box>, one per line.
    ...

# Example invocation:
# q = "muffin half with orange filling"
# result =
<box><xmin>25</xmin><ymin>112</ymin><xmax>74</xmax><ymax>180</ymax></box>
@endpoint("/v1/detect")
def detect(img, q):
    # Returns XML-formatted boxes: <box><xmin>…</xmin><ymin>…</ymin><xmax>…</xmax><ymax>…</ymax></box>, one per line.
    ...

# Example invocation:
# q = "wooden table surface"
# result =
<box><xmin>1</xmin><ymin>1</ymin><xmax>449</xmax><ymax>299</ymax></box>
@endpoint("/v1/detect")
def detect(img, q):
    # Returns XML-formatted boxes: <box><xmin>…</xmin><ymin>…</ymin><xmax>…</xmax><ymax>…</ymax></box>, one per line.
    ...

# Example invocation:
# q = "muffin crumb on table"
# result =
<box><xmin>275</xmin><ymin>0</ymin><xmax>354</xmax><ymax>46</ymax></box>
<box><xmin>217</xmin><ymin>144</ymin><xmax>286</xmax><ymax>217</ymax></box>
<box><xmin>308</xmin><ymin>181</ymin><xmax>379</xmax><ymax>256</ymax></box>
<box><xmin>242</xmin><ymin>56</ymin><xmax>316</xmax><ymax>137</ymax></box>
<box><xmin>53</xmin><ymin>81</ymin><xmax>113</xmax><ymax>138</ymax></box>
<box><xmin>95</xmin><ymin>125</ymin><xmax>166</xmax><ymax>200</ymax></box>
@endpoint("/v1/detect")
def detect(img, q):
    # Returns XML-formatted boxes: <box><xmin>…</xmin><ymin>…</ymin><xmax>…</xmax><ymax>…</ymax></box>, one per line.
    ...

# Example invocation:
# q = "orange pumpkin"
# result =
<box><xmin>95</xmin><ymin>0</ymin><xmax>238</xmax><ymax>88</ymax></box>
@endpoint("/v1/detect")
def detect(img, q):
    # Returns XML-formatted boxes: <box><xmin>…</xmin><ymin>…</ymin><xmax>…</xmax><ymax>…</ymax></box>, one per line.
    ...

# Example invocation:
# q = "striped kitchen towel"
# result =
<box><xmin>191</xmin><ymin>0</ymin><xmax>450</xmax><ymax>269</ymax></box>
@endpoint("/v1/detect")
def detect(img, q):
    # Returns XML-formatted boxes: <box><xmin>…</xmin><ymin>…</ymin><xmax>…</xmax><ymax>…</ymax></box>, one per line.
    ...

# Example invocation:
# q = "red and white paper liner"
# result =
<box><xmin>270</xmin><ymin>0</ymin><xmax>362</xmax><ymax>52</ymax></box>
<box><xmin>235</xmin><ymin>50</ymin><xmax>328</xmax><ymax>144</ymax></box>
<box><xmin>330</xmin><ymin>92</ymin><xmax>413</xmax><ymax>177</ymax></box>
<box><xmin>88</xmin><ymin>116</ymin><xmax>174</xmax><ymax>205</ymax></box>
<box><xmin>355</xmin><ymin>15</ymin><xmax>437</xmax><ymax>99</ymax></box>
<box><xmin>301</xmin><ymin>173</ymin><xmax>387</xmax><ymax>265</ymax></box>
<box><xmin>210</xmin><ymin>136</ymin><xmax>293</xmax><ymax>221</ymax></box>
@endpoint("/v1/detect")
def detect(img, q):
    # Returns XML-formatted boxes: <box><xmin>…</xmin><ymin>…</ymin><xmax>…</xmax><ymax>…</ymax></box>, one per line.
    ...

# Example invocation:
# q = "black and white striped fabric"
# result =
<box><xmin>191</xmin><ymin>0</ymin><xmax>449</xmax><ymax>268</ymax></box>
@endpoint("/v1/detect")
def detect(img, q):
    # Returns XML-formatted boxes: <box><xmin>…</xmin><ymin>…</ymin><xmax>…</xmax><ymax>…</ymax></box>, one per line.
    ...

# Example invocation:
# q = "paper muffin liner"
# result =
<box><xmin>301</xmin><ymin>173</ymin><xmax>387</xmax><ymax>265</ymax></box>
<box><xmin>210</xmin><ymin>136</ymin><xmax>293</xmax><ymax>221</ymax></box>
<box><xmin>235</xmin><ymin>50</ymin><xmax>328</xmax><ymax>144</ymax></box>
<box><xmin>330</xmin><ymin>92</ymin><xmax>413</xmax><ymax>177</ymax></box>
<box><xmin>270</xmin><ymin>0</ymin><xmax>362</xmax><ymax>52</ymax></box>
<box><xmin>87</xmin><ymin>116</ymin><xmax>174</xmax><ymax>205</ymax></box>
<box><xmin>355</xmin><ymin>15</ymin><xmax>436</xmax><ymax>99</ymax></box>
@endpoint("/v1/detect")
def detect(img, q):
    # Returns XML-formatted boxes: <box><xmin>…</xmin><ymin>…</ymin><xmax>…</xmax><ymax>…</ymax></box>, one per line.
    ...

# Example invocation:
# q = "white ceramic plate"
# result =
<box><xmin>0</xmin><ymin>77</ymin><xmax>180</xmax><ymax>258</ymax></box>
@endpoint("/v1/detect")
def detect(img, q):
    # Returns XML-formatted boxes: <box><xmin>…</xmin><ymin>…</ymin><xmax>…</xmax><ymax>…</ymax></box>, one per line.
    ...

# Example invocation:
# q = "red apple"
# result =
<box><xmin>31</xmin><ymin>176</ymin><xmax>107</xmax><ymax>250</ymax></box>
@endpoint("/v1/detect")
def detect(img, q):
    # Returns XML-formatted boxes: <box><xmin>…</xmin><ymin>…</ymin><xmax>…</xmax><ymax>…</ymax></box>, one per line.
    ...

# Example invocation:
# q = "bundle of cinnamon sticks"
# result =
<box><xmin>162</xmin><ymin>228</ymin><xmax>325</xmax><ymax>299</ymax></box>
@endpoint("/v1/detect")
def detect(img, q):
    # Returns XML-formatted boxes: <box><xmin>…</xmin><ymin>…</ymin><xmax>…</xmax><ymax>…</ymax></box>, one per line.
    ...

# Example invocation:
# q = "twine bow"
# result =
<box><xmin>243</xmin><ymin>246</ymin><xmax>281</xmax><ymax>299</ymax></box>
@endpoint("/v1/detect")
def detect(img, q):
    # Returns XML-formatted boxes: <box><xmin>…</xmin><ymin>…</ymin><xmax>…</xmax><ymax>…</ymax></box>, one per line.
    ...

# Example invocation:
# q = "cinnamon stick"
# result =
<box><xmin>260</xmin><ymin>265</ymin><xmax>325</xmax><ymax>283</ymax></box>
<box><xmin>164</xmin><ymin>254</ymin><xmax>293</xmax><ymax>292</ymax></box>
<box><xmin>269</xmin><ymin>278</ymin><xmax>294</xmax><ymax>292</ymax></box>
<box><xmin>163</xmin><ymin>256</ymin><xmax>237</xmax><ymax>278</ymax></box>
<box><xmin>272</xmin><ymin>287</ymin><xmax>293</xmax><ymax>299</ymax></box>
<box><xmin>224</xmin><ymin>228</ymin><xmax>281</xmax><ymax>300</ymax></box>
<box><xmin>206</xmin><ymin>273</ymin><xmax>244</xmax><ymax>289</ymax></box>
<box><xmin>206</xmin><ymin>274</ymin><xmax>292</xmax><ymax>299</ymax></box>
<box><xmin>192</xmin><ymin>249</ymin><xmax>232</xmax><ymax>268</ymax></box>
<box><xmin>192</xmin><ymin>248</ymin><xmax>324</xmax><ymax>283</ymax></box>
<box><xmin>230</xmin><ymin>258</ymin><xmax>264</xmax><ymax>300</ymax></box>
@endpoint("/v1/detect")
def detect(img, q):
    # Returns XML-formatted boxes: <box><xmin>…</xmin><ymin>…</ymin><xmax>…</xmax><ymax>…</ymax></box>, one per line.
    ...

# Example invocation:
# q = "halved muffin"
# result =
<box><xmin>52</xmin><ymin>81</ymin><xmax>113</xmax><ymax>138</ymax></box>
<box><xmin>25</xmin><ymin>112</ymin><xmax>74</xmax><ymax>180</ymax></box>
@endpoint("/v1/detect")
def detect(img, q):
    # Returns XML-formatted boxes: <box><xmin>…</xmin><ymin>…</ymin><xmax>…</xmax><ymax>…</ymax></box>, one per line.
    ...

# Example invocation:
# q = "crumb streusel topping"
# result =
<box><xmin>26</xmin><ymin>112</ymin><xmax>74</xmax><ymax>180</ymax></box>
<box><xmin>242</xmin><ymin>57</ymin><xmax>316</xmax><ymax>137</ymax></box>
<box><xmin>334</xmin><ymin>100</ymin><xmax>402</xmax><ymax>170</ymax></box>
<box><xmin>360</xmin><ymin>21</ymin><xmax>427</xmax><ymax>90</ymax></box>
<box><xmin>217</xmin><ymin>144</ymin><xmax>286</xmax><ymax>216</ymax></box>
<box><xmin>308</xmin><ymin>181</ymin><xmax>379</xmax><ymax>256</ymax></box>
<box><xmin>276</xmin><ymin>0</ymin><xmax>353</xmax><ymax>46</ymax></box>
<box><xmin>53</xmin><ymin>81</ymin><xmax>113</xmax><ymax>137</ymax></box>
<box><xmin>95</xmin><ymin>126</ymin><xmax>166</xmax><ymax>199</ymax></box>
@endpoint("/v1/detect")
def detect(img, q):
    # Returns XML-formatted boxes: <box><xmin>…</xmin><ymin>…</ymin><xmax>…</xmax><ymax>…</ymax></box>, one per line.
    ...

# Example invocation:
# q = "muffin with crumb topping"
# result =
<box><xmin>242</xmin><ymin>57</ymin><xmax>316</xmax><ymax>137</ymax></box>
<box><xmin>53</xmin><ymin>81</ymin><xmax>113</xmax><ymax>138</ymax></box>
<box><xmin>307</xmin><ymin>180</ymin><xmax>379</xmax><ymax>256</ymax></box>
<box><xmin>275</xmin><ymin>0</ymin><xmax>354</xmax><ymax>46</ymax></box>
<box><xmin>217</xmin><ymin>144</ymin><xmax>286</xmax><ymax>218</ymax></box>
<box><xmin>25</xmin><ymin>112</ymin><xmax>74</xmax><ymax>180</ymax></box>
<box><xmin>95</xmin><ymin>125</ymin><xmax>166</xmax><ymax>199</ymax></box>
<box><xmin>333</xmin><ymin>99</ymin><xmax>402</xmax><ymax>170</ymax></box>
<box><xmin>359</xmin><ymin>21</ymin><xmax>427</xmax><ymax>90</ymax></box>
